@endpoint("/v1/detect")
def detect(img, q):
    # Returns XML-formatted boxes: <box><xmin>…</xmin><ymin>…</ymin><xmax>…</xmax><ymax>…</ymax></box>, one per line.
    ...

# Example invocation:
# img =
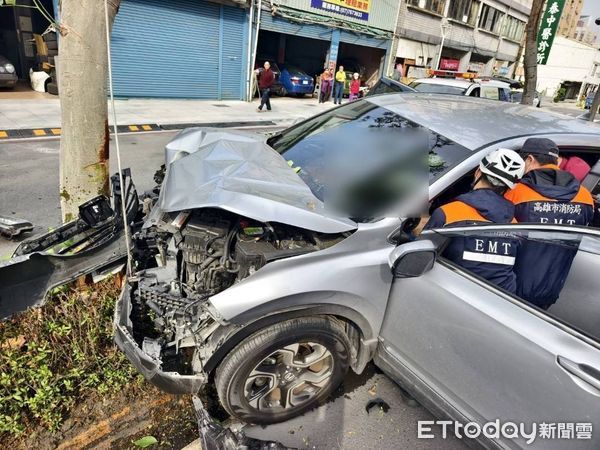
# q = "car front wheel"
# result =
<box><xmin>215</xmin><ymin>317</ymin><xmax>351</xmax><ymax>424</ymax></box>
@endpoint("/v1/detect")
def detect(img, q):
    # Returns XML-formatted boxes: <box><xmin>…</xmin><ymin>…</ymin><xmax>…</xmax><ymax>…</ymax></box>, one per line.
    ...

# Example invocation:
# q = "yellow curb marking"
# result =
<box><xmin>128</xmin><ymin>125</ymin><xmax>139</xmax><ymax>131</ymax></box>
<box><xmin>0</xmin><ymin>131</ymin><xmax>7</xmax><ymax>138</ymax></box>
<box><xmin>142</xmin><ymin>124</ymin><xmax>152</xmax><ymax>131</ymax></box>
<box><xmin>51</xmin><ymin>128</ymin><xmax>62</xmax><ymax>135</ymax></box>
<box><xmin>33</xmin><ymin>129</ymin><xmax>47</xmax><ymax>136</ymax></box>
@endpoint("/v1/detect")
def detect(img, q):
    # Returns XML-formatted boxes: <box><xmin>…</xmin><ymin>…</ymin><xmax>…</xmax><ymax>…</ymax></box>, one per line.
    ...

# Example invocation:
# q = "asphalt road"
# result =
<box><xmin>0</xmin><ymin>131</ymin><xmax>467</xmax><ymax>449</ymax></box>
<box><xmin>243</xmin><ymin>363</ymin><xmax>466</xmax><ymax>449</ymax></box>
<box><xmin>0</xmin><ymin>131</ymin><xmax>175</xmax><ymax>257</ymax></box>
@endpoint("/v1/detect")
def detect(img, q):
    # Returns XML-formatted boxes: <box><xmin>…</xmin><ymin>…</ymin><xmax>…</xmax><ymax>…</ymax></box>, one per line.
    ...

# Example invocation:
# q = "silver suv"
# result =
<box><xmin>111</xmin><ymin>94</ymin><xmax>600</xmax><ymax>448</ymax></box>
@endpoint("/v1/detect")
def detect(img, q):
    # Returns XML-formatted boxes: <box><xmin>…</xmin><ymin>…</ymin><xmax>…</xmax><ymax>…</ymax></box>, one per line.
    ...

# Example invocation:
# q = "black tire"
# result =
<box><xmin>215</xmin><ymin>317</ymin><xmax>350</xmax><ymax>424</ymax></box>
<box><xmin>47</xmin><ymin>82</ymin><xmax>59</xmax><ymax>95</ymax></box>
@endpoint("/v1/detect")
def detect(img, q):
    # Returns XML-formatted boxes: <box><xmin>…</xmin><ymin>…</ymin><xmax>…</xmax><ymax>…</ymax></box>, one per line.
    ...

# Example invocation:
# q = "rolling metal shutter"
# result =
<box><xmin>260</xmin><ymin>13</ymin><xmax>332</xmax><ymax>41</ymax></box>
<box><xmin>111</xmin><ymin>0</ymin><xmax>246</xmax><ymax>99</ymax></box>
<box><xmin>339</xmin><ymin>30</ymin><xmax>389</xmax><ymax>49</ymax></box>
<box><xmin>220</xmin><ymin>6</ymin><xmax>247</xmax><ymax>99</ymax></box>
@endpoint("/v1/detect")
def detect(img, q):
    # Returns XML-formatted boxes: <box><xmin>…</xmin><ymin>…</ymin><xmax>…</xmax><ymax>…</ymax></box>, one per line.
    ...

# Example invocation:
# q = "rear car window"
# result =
<box><xmin>409</xmin><ymin>82</ymin><xmax>467</xmax><ymax>95</ymax></box>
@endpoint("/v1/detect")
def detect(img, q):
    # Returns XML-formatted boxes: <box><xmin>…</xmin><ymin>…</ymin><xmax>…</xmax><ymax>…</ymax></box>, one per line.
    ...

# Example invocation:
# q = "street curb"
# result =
<box><xmin>0</xmin><ymin>120</ymin><xmax>279</xmax><ymax>140</ymax></box>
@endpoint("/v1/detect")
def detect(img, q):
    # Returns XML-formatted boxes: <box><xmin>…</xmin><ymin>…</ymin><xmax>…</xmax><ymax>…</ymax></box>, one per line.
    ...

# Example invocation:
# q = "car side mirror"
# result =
<box><xmin>388</xmin><ymin>240</ymin><xmax>436</xmax><ymax>278</ymax></box>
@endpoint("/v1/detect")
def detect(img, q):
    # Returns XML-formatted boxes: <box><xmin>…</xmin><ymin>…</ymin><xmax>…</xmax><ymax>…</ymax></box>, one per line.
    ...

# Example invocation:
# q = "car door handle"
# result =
<box><xmin>557</xmin><ymin>355</ymin><xmax>600</xmax><ymax>395</ymax></box>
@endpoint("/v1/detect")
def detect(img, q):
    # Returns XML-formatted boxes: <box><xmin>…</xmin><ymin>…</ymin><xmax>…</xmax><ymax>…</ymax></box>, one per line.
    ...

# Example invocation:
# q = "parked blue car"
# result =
<box><xmin>279</xmin><ymin>65</ymin><xmax>314</xmax><ymax>97</ymax></box>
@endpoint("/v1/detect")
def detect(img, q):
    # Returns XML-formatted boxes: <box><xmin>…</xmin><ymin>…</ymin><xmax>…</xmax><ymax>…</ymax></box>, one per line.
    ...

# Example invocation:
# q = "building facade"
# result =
<box><xmin>110</xmin><ymin>0</ymin><xmax>249</xmax><ymax>99</ymax></box>
<box><xmin>574</xmin><ymin>15</ymin><xmax>598</xmax><ymax>46</ymax></box>
<box><xmin>395</xmin><ymin>0</ymin><xmax>531</xmax><ymax>80</ymax></box>
<box><xmin>557</xmin><ymin>0</ymin><xmax>584</xmax><ymax>39</ymax></box>
<box><xmin>254</xmin><ymin>0</ymin><xmax>399</xmax><ymax>91</ymax></box>
<box><xmin>108</xmin><ymin>0</ymin><xmax>400</xmax><ymax>100</ymax></box>
<box><xmin>536</xmin><ymin>36</ymin><xmax>600</xmax><ymax>99</ymax></box>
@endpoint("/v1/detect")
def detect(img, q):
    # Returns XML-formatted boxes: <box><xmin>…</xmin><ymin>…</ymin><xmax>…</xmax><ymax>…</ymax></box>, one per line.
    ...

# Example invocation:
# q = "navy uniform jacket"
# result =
<box><xmin>425</xmin><ymin>189</ymin><xmax>519</xmax><ymax>293</ymax></box>
<box><xmin>505</xmin><ymin>165</ymin><xmax>594</xmax><ymax>309</ymax></box>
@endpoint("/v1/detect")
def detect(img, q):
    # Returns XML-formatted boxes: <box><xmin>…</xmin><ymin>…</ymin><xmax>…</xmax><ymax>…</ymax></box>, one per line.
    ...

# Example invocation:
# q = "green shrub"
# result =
<box><xmin>0</xmin><ymin>278</ymin><xmax>141</xmax><ymax>437</ymax></box>
<box><xmin>553</xmin><ymin>87</ymin><xmax>566</xmax><ymax>103</ymax></box>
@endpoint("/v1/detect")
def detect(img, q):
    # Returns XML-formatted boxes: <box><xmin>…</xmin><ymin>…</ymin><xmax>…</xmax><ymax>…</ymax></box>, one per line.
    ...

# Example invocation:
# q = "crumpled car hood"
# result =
<box><xmin>157</xmin><ymin>128</ymin><xmax>357</xmax><ymax>233</ymax></box>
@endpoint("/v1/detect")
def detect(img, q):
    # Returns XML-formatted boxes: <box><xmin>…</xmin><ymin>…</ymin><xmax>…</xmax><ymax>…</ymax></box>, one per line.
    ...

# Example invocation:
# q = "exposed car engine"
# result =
<box><xmin>128</xmin><ymin>206</ymin><xmax>349</xmax><ymax>374</ymax></box>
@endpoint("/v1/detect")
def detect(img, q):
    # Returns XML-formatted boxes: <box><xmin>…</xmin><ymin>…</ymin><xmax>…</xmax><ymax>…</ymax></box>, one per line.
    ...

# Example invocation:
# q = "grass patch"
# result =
<box><xmin>0</xmin><ymin>277</ymin><xmax>142</xmax><ymax>437</ymax></box>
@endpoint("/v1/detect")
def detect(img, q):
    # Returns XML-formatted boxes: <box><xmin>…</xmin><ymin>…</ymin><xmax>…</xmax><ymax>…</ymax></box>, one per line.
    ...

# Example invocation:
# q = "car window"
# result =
<box><xmin>286</xmin><ymin>66</ymin><xmax>306</xmax><ymax>75</ymax></box>
<box><xmin>409</xmin><ymin>82</ymin><xmax>467</xmax><ymax>95</ymax></box>
<box><xmin>424</xmin><ymin>225</ymin><xmax>600</xmax><ymax>342</ymax></box>
<box><xmin>499</xmin><ymin>88</ymin><xmax>510</xmax><ymax>102</ymax></box>
<box><xmin>367</xmin><ymin>78</ymin><xmax>412</xmax><ymax>96</ymax></box>
<box><xmin>481</xmin><ymin>86</ymin><xmax>499</xmax><ymax>100</ymax></box>
<box><xmin>468</xmin><ymin>87</ymin><xmax>480</xmax><ymax>97</ymax></box>
<box><xmin>510</xmin><ymin>91</ymin><xmax>522</xmax><ymax>103</ymax></box>
<box><xmin>266</xmin><ymin>100</ymin><xmax>472</xmax><ymax>217</ymax></box>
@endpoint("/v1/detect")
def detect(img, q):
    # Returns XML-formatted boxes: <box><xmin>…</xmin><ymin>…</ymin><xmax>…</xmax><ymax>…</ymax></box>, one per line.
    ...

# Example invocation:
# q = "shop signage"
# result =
<box><xmin>328</xmin><ymin>41</ymin><xmax>339</xmax><ymax>70</ymax></box>
<box><xmin>467</xmin><ymin>62</ymin><xmax>484</xmax><ymax>74</ymax></box>
<box><xmin>439</xmin><ymin>58</ymin><xmax>460</xmax><ymax>71</ymax></box>
<box><xmin>310</xmin><ymin>0</ymin><xmax>370</xmax><ymax>21</ymax></box>
<box><xmin>537</xmin><ymin>0</ymin><xmax>566</xmax><ymax>65</ymax></box>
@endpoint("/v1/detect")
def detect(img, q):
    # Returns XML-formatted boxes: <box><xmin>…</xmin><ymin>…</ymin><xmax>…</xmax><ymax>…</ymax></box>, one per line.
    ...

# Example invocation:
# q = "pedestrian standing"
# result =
<box><xmin>333</xmin><ymin>65</ymin><xmax>345</xmax><ymax>105</ymax></box>
<box><xmin>319</xmin><ymin>68</ymin><xmax>332</xmax><ymax>103</ymax></box>
<box><xmin>349</xmin><ymin>72</ymin><xmax>360</xmax><ymax>101</ymax></box>
<box><xmin>256</xmin><ymin>61</ymin><xmax>274</xmax><ymax>112</ymax></box>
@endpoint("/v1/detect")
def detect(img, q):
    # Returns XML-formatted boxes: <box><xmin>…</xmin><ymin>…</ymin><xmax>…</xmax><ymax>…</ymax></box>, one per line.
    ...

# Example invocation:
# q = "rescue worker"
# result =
<box><xmin>425</xmin><ymin>149</ymin><xmax>525</xmax><ymax>293</ymax></box>
<box><xmin>505</xmin><ymin>137</ymin><xmax>595</xmax><ymax>309</ymax></box>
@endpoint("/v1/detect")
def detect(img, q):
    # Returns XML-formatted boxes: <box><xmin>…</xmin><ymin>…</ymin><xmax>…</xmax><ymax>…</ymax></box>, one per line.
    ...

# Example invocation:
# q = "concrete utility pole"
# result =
<box><xmin>521</xmin><ymin>0</ymin><xmax>545</xmax><ymax>105</ymax></box>
<box><xmin>58</xmin><ymin>0</ymin><xmax>121</xmax><ymax>222</ymax></box>
<box><xmin>588</xmin><ymin>17</ymin><xmax>600</xmax><ymax>122</ymax></box>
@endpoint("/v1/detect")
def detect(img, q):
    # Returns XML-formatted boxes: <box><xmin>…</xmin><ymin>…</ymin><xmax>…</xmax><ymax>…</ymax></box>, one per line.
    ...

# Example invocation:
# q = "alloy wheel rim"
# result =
<box><xmin>244</xmin><ymin>342</ymin><xmax>334</xmax><ymax>412</ymax></box>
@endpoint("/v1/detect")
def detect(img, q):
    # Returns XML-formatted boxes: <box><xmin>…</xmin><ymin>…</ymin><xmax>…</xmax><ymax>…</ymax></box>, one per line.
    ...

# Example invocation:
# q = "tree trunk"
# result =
<box><xmin>521</xmin><ymin>0</ymin><xmax>545</xmax><ymax>106</ymax></box>
<box><xmin>58</xmin><ymin>0</ymin><xmax>120</xmax><ymax>222</ymax></box>
<box><xmin>589</xmin><ymin>89</ymin><xmax>600</xmax><ymax>122</ymax></box>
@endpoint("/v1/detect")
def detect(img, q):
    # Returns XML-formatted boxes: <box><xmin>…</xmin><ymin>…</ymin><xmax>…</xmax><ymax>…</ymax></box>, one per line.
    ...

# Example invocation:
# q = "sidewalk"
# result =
<box><xmin>539</xmin><ymin>97</ymin><xmax>585</xmax><ymax>118</ymax></box>
<box><xmin>0</xmin><ymin>95</ymin><xmax>334</xmax><ymax>131</ymax></box>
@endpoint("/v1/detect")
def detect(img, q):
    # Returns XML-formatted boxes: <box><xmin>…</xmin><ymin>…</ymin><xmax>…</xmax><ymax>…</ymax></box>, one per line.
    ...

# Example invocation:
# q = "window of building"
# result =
<box><xmin>502</xmin><ymin>15</ymin><xmax>525</xmax><ymax>41</ymax></box>
<box><xmin>478</xmin><ymin>4</ymin><xmax>503</xmax><ymax>34</ymax></box>
<box><xmin>448</xmin><ymin>0</ymin><xmax>480</xmax><ymax>26</ymax></box>
<box><xmin>407</xmin><ymin>0</ymin><xmax>446</xmax><ymax>16</ymax></box>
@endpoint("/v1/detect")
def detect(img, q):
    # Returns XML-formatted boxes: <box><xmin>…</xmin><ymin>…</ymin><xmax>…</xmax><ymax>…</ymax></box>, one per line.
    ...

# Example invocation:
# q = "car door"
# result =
<box><xmin>378</xmin><ymin>224</ymin><xmax>600</xmax><ymax>449</ymax></box>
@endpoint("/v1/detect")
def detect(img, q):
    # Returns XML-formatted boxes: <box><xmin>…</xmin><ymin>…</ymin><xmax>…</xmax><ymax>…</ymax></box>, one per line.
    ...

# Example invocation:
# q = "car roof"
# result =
<box><xmin>367</xmin><ymin>93</ymin><xmax>600</xmax><ymax>150</ymax></box>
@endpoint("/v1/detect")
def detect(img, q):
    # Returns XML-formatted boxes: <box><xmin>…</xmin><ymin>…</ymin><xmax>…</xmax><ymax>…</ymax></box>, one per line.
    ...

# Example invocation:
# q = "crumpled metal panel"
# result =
<box><xmin>157</xmin><ymin>128</ymin><xmax>357</xmax><ymax>234</ymax></box>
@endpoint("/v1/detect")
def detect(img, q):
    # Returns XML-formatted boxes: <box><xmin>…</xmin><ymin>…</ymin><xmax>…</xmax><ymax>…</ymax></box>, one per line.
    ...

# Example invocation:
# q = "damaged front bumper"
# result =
<box><xmin>0</xmin><ymin>170</ymin><xmax>139</xmax><ymax>320</ymax></box>
<box><xmin>113</xmin><ymin>283</ymin><xmax>208</xmax><ymax>394</ymax></box>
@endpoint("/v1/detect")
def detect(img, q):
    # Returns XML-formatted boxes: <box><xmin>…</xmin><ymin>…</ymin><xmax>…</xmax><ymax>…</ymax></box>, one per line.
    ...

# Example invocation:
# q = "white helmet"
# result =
<box><xmin>479</xmin><ymin>148</ymin><xmax>525</xmax><ymax>189</ymax></box>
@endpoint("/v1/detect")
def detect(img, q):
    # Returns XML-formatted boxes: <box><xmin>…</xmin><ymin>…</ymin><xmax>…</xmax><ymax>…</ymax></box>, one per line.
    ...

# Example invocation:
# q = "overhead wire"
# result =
<box><xmin>104</xmin><ymin>0</ymin><xmax>134</xmax><ymax>276</ymax></box>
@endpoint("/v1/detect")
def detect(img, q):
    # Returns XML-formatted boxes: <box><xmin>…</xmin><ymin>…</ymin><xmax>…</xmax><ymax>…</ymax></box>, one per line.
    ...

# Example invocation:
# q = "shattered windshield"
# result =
<box><xmin>268</xmin><ymin>99</ymin><xmax>472</xmax><ymax>202</ymax></box>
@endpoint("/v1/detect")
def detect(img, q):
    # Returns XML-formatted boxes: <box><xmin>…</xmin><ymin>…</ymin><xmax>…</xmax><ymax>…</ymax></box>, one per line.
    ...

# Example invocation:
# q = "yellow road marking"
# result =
<box><xmin>128</xmin><ymin>125</ymin><xmax>139</xmax><ymax>131</ymax></box>
<box><xmin>33</xmin><ymin>129</ymin><xmax>47</xmax><ymax>136</ymax></box>
<box><xmin>0</xmin><ymin>131</ymin><xmax>7</xmax><ymax>138</ymax></box>
<box><xmin>142</xmin><ymin>124</ymin><xmax>152</xmax><ymax>131</ymax></box>
<box><xmin>51</xmin><ymin>128</ymin><xmax>61</xmax><ymax>135</ymax></box>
